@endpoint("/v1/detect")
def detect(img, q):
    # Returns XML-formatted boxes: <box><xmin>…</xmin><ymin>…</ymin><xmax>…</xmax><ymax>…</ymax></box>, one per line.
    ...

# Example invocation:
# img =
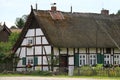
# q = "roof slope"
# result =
<box><xmin>12</xmin><ymin>9</ymin><xmax>120</xmax><ymax>52</ymax></box>
<box><xmin>35</xmin><ymin>10</ymin><xmax>120</xmax><ymax>48</ymax></box>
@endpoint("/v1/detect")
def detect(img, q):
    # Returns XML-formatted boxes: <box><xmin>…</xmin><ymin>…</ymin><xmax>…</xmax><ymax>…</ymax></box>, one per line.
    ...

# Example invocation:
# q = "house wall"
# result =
<box><xmin>15</xmin><ymin>27</ymin><xmax>120</xmax><ymax>72</ymax></box>
<box><xmin>15</xmin><ymin>28</ymin><xmax>51</xmax><ymax>72</ymax></box>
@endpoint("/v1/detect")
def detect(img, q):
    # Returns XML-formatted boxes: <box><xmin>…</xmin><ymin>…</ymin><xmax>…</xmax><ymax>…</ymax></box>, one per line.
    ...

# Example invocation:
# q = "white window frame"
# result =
<box><xmin>104</xmin><ymin>54</ymin><xmax>111</xmax><ymax>65</ymax></box>
<box><xmin>79</xmin><ymin>54</ymin><xmax>87</xmax><ymax>66</ymax></box>
<box><xmin>114</xmin><ymin>54</ymin><xmax>120</xmax><ymax>65</ymax></box>
<box><xmin>89</xmin><ymin>54</ymin><xmax>97</xmax><ymax>66</ymax></box>
<box><xmin>27</xmin><ymin>57</ymin><xmax>34</xmax><ymax>65</ymax></box>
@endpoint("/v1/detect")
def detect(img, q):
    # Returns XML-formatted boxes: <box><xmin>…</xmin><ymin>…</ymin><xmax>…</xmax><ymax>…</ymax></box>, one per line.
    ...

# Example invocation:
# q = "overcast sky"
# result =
<box><xmin>0</xmin><ymin>0</ymin><xmax>120</xmax><ymax>27</ymax></box>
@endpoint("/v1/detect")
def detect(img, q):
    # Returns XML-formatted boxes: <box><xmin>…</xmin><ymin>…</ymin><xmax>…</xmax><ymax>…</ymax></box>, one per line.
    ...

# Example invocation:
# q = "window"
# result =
<box><xmin>114</xmin><ymin>54</ymin><xmax>120</xmax><ymax>65</ymax></box>
<box><xmin>90</xmin><ymin>54</ymin><xmax>97</xmax><ymax>65</ymax></box>
<box><xmin>79</xmin><ymin>54</ymin><xmax>86</xmax><ymax>66</ymax></box>
<box><xmin>27</xmin><ymin>57</ymin><xmax>33</xmax><ymax>65</ymax></box>
<box><xmin>28</xmin><ymin>39</ymin><xmax>33</xmax><ymax>44</ymax></box>
<box><xmin>104</xmin><ymin>54</ymin><xmax>110</xmax><ymax>65</ymax></box>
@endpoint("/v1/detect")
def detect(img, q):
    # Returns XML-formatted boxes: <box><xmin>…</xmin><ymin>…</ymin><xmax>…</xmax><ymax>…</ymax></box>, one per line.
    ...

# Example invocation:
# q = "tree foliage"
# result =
<box><xmin>116</xmin><ymin>9</ymin><xmax>120</xmax><ymax>15</ymax></box>
<box><xmin>15</xmin><ymin>15</ymin><xmax>28</xmax><ymax>29</ymax></box>
<box><xmin>0</xmin><ymin>32</ymin><xmax>20</xmax><ymax>63</ymax></box>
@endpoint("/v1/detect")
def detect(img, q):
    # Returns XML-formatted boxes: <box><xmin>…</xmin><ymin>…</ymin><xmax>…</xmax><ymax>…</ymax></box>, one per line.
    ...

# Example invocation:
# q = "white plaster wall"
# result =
<box><xmin>15</xmin><ymin>48</ymin><xmax>20</xmax><ymax>56</ymax></box>
<box><xmin>27</xmin><ymin>47</ymin><xmax>33</xmax><ymax>55</ymax></box>
<box><xmin>43</xmin><ymin>46</ymin><xmax>51</xmax><ymax>54</ymax></box>
<box><xmin>20</xmin><ymin>48</ymin><xmax>26</xmax><ymax>58</ymax></box>
<box><xmin>43</xmin><ymin>56</ymin><xmax>48</xmax><ymax>64</ymax></box>
<box><xmin>36</xmin><ymin>37</ymin><xmax>41</xmax><ymax>44</ymax></box>
<box><xmin>35</xmin><ymin>66</ymin><xmax>42</xmax><ymax>71</ymax></box>
<box><xmin>21</xmin><ymin>38</ymin><xmax>27</xmax><ymax>45</ymax></box>
<box><xmin>89</xmin><ymin>48</ymin><xmax>96</xmax><ymax>53</ymax></box>
<box><xmin>60</xmin><ymin>48</ymin><xmax>67</xmax><ymax>54</ymax></box>
<box><xmin>38</xmin><ymin>56</ymin><xmax>42</xmax><ymax>64</ymax></box>
<box><xmin>69</xmin><ymin>48</ymin><xmax>74</xmax><ymax>55</ymax></box>
<box><xmin>16</xmin><ymin>68</ymin><xmax>26</xmax><ymax>72</ymax></box>
<box><xmin>35</xmin><ymin>46</ymin><xmax>42</xmax><ymax>55</ymax></box>
<box><xmin>75</xmin><ymin>48</ymin><xmax>78</xmax><ymax>53</ymax></box>
<box><xmin>69</xmin><ymin>57</ymin><xmax>74</xmax><ymax>65</ymax></box>
<box><xmin>36</xmin><ymin>28</ymin><xmax>44</xmax><ymax>36</ymax></box>
<box><xmin>43</xmin><ymin>66</ymin><xmax>48</xmax><ymax>71</ymax></box>
<box><xmin>114</xmin><ymin>48</ymin><xmax>120</xmax><ymax>53</ymax></box>
<box><xmin>42</xmin><ymin>37</ymin><xmax>49</xmax><ymax>44</ymax></box>
<box><xmin>79</xmin><ymin>48</ymin><xmax>86</xmax><ymax>53</ymax></box>
<box><xmin>54</xmin><ymin>48</ymin><xmax>59</xmax><ymax>55</ymax></box>
<box><xmin>26</xmin><ymin>29</ymin><xmax>34</xmax><ymax>37</ymax></box>
<box><xmin>17</xmin><ymin>60</ymin><xmax>23</xmax><ymax>66</ymax></box>
<box><xmin>97</xmin><ymin>48</ymin><xmax>100</xmax><ymax>53</ymax></box>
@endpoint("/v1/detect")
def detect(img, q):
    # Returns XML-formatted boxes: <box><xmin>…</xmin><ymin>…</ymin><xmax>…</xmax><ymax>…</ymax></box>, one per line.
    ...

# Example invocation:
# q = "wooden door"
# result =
<box><xmin>60</xmin><ymin>54</ymin><xmax>68</xmax><ymax>67</ymax></box>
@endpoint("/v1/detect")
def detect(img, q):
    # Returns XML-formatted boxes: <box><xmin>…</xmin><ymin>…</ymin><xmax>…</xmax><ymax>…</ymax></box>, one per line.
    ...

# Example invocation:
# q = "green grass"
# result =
<box><xmin>0</xmin><ymin>74</ymin><xmax>120</xmax><ymax>80</ymax></box>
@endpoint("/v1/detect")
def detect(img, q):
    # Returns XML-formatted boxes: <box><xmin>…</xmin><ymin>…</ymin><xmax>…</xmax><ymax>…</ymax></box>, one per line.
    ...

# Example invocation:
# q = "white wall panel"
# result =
<box><xmin>26</xmin><ymin>29</ymin><xmax>34</xmax><ymax>37</ymax></box>
<box><xmin>21</xmin><ymin>38</ymin><xmax>27</xmax><ymax>45</ymax></box>
<box><xmin>15</xmin><ymin>48</ymin><xmax>20</xmax><ymax>56</ymax></box>
<box><xmin>36</xmin><ymin>28</ymin><xmax>44</xmax><ymax>36</ymax></box>
<box><xmin>43</xmin><ymin>56</ymin><xmax>48</xmax><ymax>64</ymax></box>
<box><xmin>79</xmin><ymin>48</ymin><xmax>86</xmax><ymax>53</ymax></box>
<box><xmin>69</xmin><ymin>48</ymin><xmax>74</xmax><ymax>55</ymax></box>
<box><xmin>38</xmin><ymin>56</ymin><xmax>42</xmax><ymax>64</ymax></box>
<box><xmin>89</xmin><ymin>48</ymin><xmax>96</xmax><ymax>53</ymax></box>
<box><xmin>54</xmin><ymin>47</ymin><xmax>59</xmax><ymax>55</ymax></box>
<box><xmin>27</xmin><ymin>47</ymin><xmax>33</xmax><ymax>55</ymax></box>
<box><xmin>36</xmin><ymin>37</ymin><xmax>41</xmax><ymax>44</ymax></box>
<box><xmin>42</xmin><ymin>37</ymin><xmax>49</xmax><ymax>44</ymax></box>
<box><xmin>69</xmin><ymin>57</ymin><xmax>74</xmax><ymax>65</ymax></box>
<box><xmin>60</xmin><ymin>48</ymin><xmax>67</xmax><ymax>54</ymax></box>
<box><xmin>43</xmin><ymin>46</ymin><xmax>51</xmax><ymax>54</ymax></box>
<box><xmin>35</xmin><ymin>46</ymin><xmax>42</xmax><ymax>55</ymax></box>
<box><xmin>16</xmin><ymin>68</ymin><xmax>26</xmax><ymax>72</ymax></box>
<box><xmin>20</xmin><ymin>47</ymin><xmax>26</xmax><ymax>58</ymax></box>
<box><xmin>114</xmin><ymin>48</ymin><xmax>120</xmax><ymax>53</ymax></box>
<box><xmin>43</xmin><ymin>66</ymin><xmax>48</xmax><ymax>71</ymax></box>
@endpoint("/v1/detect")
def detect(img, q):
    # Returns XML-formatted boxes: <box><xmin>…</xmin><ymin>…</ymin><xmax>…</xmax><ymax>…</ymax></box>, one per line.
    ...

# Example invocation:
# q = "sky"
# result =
<box><xmin>0</xmin><ymin>0</ymin><xmax>120</xmax><ymax>28</ymax></box>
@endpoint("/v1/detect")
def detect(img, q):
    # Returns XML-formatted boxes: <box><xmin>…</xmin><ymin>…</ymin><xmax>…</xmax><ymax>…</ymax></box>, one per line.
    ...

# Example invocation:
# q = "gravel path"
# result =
<box><xmin>0</xmin><ymin>77</ymin><xmax>103</xmax><ymax>80</ymax></box>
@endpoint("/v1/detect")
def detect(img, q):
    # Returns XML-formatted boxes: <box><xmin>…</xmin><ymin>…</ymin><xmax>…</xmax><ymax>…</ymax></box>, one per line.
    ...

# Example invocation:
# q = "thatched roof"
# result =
<box><xmin>12</xmin><ymin>9</ymin><xmax>120</xmax><ymax>52</ymax></box>
<box><xmin>35</xmin><ymin>10</ymin><xmax>120</xmax><ymax>48</ymax></box>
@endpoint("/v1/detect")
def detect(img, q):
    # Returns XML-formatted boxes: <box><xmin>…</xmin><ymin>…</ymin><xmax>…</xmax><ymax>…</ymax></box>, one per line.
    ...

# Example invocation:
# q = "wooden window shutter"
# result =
<box><xmin>34</xmin><ymin>57</ymin><xmax>38</xmax><ymax>65</ymax></box>
<box><xmin>22</xmin><ymin>57</ymin><xmax>26</xmax><ymax>65</ymax></box>
<box><xmin>97</xmin><ymin>54</ymin><xmax>104</xmax><ymax>64</ymax></box>
<box><xmin>74</xmin><ymin>54</ymin><xmax>79</xmax><ymax>67</ymax></box>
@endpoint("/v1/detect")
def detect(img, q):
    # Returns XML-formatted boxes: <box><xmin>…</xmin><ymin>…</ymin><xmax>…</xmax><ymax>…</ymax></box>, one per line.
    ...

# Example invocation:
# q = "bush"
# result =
<box><xmin>73</xmin><ymin>65</ymin><xmax>120</xmax><ymax>77</ymax></box>
<box><xmin>25</xmin><ymin>71</ymin><xmax>52</xmax><ymax>76</ymax></box>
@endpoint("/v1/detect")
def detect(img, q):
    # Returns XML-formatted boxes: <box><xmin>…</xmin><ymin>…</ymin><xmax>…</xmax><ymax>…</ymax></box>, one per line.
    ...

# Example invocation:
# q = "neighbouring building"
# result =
<box><xmin>12</xmin><ymin>6</ymin><xmax>120</xmax><ymax>72</ymax></box>
<box><xmin>0</xmin><ymin>22</ymin><xmax>11</xmax><ymax>42</ymax></box>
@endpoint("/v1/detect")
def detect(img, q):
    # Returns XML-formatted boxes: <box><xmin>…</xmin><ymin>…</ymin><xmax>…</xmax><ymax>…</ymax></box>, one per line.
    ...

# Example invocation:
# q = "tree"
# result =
<box><xmin>116</xmin><ymin>10</ymin><xmax>120</xmax><ymax>15</ymax></box>
<box><xmin>15</xmin><ymin>18</ymin><xmax>25</xmax><ymax>29</ymax></box>
<box><xmin>0</xmin><ymin>32</ymin><xmax>20</xmax><ymax>63</ymax></box>
<box><xmin>15</xmin><ymin>15</ymin><xmax>28</xmax><ymax>29</ymax></box>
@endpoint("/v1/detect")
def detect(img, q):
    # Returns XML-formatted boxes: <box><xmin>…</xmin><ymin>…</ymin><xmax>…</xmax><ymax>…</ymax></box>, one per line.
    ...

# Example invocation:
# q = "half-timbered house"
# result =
<box><xmin>0</xmin><ymin>23</ymin><xmax>11</xmax><ymax>42</ymax></box>
<box><xmin>12</xmin><ymin>6</ymin><xmax>120</xmax><ymax>72</ymax></box>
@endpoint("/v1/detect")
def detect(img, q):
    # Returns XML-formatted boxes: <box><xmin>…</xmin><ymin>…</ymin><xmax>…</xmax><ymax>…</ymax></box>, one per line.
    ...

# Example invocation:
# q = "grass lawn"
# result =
<box><xmin>0</xmin><ymin>73</ymin><xmax>120</xmax><ymax>80</ymax></box>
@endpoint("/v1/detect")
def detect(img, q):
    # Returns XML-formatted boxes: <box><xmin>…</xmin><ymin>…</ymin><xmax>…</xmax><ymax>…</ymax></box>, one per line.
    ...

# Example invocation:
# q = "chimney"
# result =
<box><xmin>101</xmin><ymin>9</ymin><xmax>109</xmax><ymax>15</ymax></box>
<box><xmin>70</xmin><ymin>6</ymin><xmax>72</xmax><ymax>13</ymax></box>
<box><xmin>51</xmin><ymin>3</ymin><xmax>56</xmax><ymax>11</ymax></box>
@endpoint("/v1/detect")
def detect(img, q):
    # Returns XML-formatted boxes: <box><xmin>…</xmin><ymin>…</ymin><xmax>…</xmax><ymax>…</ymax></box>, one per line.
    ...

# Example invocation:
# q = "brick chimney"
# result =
<box><xmin>51</xmin><ymin>3</ymin><xmax>56</xmax><ymax>11</ymax></box>
<box><xmin>51</xmin><ymin>6</ymin><xmax>56</xmax><ymax>11</ymax></box>
<box><xmin>101</xmin><ymin>9</ymin><xmax>109</xmax><ymax>15</ymax></box>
